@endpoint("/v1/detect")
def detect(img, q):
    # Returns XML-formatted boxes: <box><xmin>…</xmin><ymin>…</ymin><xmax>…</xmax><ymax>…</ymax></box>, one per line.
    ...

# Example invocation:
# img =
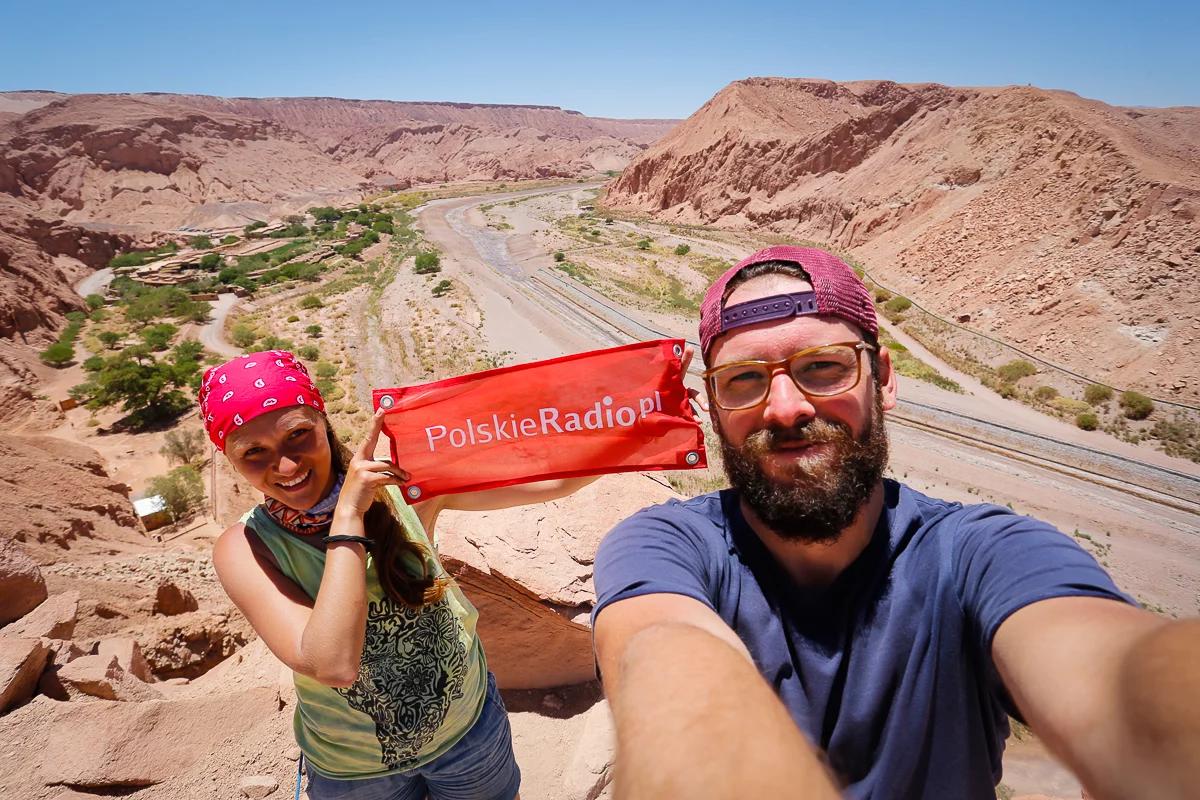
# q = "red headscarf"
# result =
<box><xmin>198</xmin><ymin>350</ymin><xmax>326</xmax><ymax>451</ymax></box>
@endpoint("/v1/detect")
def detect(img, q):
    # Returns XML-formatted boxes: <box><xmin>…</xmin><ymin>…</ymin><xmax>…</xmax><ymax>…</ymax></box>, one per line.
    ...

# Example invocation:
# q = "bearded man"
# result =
<box><xmin>591</xmin><ymin>246</ymin><xmax>1200</xmax><ymax>800</ymax></box>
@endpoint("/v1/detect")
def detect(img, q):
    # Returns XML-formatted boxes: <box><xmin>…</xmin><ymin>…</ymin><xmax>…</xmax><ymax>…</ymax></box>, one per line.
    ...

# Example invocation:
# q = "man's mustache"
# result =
<box><xmin>742</xmin><ymin>418</ymin><xmax>851</xmax><ymax>454</ymax></box>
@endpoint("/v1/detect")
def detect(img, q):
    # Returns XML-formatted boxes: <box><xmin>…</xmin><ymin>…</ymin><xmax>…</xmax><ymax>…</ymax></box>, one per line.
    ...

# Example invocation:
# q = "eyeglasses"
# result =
<box><xmin>702</xmin><ymin>341</ymin><xmax>875</xmax><ymax>411</ymax></box>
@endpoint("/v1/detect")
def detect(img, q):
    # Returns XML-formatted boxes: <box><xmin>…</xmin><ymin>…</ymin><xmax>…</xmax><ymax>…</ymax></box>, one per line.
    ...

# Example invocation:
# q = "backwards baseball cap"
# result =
<box><xmin>699</xmin><ymin>245</ymin><xmax>877</xmax><ymax>359</ymax></box>
<box><xmin>198</xmin><ymin>350</ymin><xmax>326</xmax><ymax>451</ymax></box>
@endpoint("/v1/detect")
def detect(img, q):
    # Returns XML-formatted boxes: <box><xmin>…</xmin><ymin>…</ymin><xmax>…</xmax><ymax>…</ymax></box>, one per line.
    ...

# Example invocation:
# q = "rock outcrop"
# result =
<box><xmin>605</xmin><ymin>77</ymin><xmax>1200</xmax><ymax>399</ymax></box>
<box><xmin>0</xmin><ymin>537</ymin><xmax>47</xmax><ymax>625</ymax></box>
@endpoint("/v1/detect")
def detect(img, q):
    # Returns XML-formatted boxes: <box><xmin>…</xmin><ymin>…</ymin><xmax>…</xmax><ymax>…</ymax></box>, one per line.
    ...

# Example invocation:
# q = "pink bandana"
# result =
<box><xmin>198</xmin><ymin>350</ymin><xmax>326</xmax><ymax>451</ymax></box>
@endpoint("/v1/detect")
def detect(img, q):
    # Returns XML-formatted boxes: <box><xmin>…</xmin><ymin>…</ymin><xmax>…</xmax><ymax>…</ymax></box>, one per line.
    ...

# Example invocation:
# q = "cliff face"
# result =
<box><xmin>605</xmin><ymin>77</ymin><xmax>1200</xmax><ymax>399</ymax></box>
<box><xmin>0</xmin><ymin>91</ymin><xmax>677</xmax><ymax>415</ymax></box>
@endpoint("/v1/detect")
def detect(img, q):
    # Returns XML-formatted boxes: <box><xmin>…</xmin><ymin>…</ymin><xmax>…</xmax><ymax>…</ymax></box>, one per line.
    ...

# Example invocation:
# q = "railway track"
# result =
<box><xmin>446</xmin><ymin>189</ymin><xmax>1200</xmax><ymax>515</ymax></box>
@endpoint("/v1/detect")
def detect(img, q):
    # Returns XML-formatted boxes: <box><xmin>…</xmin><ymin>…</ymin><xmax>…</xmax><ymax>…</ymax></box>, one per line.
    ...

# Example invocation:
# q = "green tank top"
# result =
<box><xmin>243</xmin><ymin>487</ymin><xmax>487</xmax><ymax>779</ymax></box>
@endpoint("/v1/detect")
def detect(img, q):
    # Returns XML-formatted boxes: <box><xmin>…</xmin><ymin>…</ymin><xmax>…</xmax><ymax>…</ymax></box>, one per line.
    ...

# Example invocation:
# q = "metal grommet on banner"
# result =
<box><xmin>378</xmin><ymin>395</ymin><xmax>395</xmax><ymax>409</ymax></box>
<box><xmin>685</xmin><ymin>451</ymin><xmax>700</xmax><ymax>466</ymax></box>
<box><xmin>405</xmin><ymin>485</ymin><xmax>422</xmax><ymax>500</ymax></box>
<box><xmin>672</xmin><ymin>344</ymin><xmax>683</xmax><ymax>359</ymax></box>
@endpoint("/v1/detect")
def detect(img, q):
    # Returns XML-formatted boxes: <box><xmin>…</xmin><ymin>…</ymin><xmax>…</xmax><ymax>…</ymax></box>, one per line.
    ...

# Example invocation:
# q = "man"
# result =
<box><xmin>592</xmin><ymin>246</ymin><xmax>1199</xmax><ymax>799</ymax></box>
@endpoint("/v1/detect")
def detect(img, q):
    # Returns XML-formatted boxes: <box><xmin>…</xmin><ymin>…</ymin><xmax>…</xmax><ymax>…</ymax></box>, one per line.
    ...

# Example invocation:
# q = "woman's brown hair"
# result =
<box><xmin>327</xmin><ymin>425</ymin><xmax>447</xmax><ymax>608</ymax></box>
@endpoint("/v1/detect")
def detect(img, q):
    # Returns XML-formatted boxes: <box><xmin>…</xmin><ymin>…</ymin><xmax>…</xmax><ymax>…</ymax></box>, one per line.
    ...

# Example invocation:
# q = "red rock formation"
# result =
<box><xmin>605</xmin><ymin>77</ymin><xmax>1200</xmax><ymax>399</ymax></box>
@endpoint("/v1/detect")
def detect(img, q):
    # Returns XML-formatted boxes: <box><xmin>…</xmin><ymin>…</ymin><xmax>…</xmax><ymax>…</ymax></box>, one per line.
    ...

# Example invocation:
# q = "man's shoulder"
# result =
<box><xmin>618</xmin><ymin>489</ymin><xmax>732</xmax><ymax>532</ymax></box>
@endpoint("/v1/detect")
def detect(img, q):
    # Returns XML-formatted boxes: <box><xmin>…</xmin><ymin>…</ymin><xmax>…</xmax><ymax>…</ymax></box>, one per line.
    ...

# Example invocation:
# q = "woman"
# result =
<box><xmin>201</xmin><ymin>350</ymin><xmax>584</xmax><ymax>799</ymax></box>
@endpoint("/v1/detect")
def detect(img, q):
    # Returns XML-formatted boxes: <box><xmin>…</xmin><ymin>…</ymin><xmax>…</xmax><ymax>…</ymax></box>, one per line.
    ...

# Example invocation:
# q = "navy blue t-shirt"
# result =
<box><xmin>592</xmin><ymin>479</ymin><xmax>1132</xmax><ymax>799</ymax></box>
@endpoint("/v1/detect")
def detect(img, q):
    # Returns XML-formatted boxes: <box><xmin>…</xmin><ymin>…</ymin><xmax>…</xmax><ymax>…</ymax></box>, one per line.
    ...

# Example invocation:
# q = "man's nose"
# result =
<box><xmin>276</xmin><ymin>455</ymin><xmax>302</xmax><ymax>475</ymax></box>
<box><xmin>761</xmin><ymin>370</ymin><xmax>816</xmax><ymax>429</ymax></box>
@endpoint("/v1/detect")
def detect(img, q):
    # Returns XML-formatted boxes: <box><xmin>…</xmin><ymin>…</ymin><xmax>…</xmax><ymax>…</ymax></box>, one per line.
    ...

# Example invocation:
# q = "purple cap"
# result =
<box><xmin>699</xmin><ymin>246</ymin><xmax>877</xmax><ymax>358</ymax></box>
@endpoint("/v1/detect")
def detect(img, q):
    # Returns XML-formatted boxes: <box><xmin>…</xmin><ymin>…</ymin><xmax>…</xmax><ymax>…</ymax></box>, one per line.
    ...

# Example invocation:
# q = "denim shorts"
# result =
<box><xmin>305</xmin><ymin>672</ymin><xmax>521</xmax><ymax>800</ymax></box>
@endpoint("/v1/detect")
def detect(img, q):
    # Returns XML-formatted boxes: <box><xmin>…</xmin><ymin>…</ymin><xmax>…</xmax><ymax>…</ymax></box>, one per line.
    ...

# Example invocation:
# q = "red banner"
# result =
<box><xmin>372</xmin><ymin>339</ymin><xmax>707</xmax><ymax>503</ymax></box>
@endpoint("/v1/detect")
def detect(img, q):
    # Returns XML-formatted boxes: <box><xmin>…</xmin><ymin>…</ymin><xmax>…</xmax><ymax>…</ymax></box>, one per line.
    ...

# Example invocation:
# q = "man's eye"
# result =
<box><xmin>289</xmin><ymin>428</ymin><xmax>310</xmax><ymax>440</ymax></box>
<box><xmin>726</xmin><ymin>370</ymin><xmax>766</xmax><ymax>384</ymax></box>
<box><xmin>243</xmin><ymin>446</ymin><xmax>264</xmax><ymax>457</ymax></box>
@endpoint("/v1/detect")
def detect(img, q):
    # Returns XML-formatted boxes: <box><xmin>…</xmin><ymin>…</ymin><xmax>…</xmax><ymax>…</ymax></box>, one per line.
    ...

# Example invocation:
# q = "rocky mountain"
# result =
<box><xmin>605</xmin><ymin>78</ymin><xmax>1200</xmax><ymax>399</ymax></box>
<box><xmin>0</xmin><ymin>90</ymin><xmax>676</xmax><ymax>404</ymax></box>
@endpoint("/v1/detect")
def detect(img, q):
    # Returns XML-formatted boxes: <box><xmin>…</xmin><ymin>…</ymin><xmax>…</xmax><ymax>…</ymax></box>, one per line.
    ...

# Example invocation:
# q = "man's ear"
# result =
<box><xmin>876</xmin><ymin>345</ymin><xmax>899</xmax><ymax>412</ymax></box>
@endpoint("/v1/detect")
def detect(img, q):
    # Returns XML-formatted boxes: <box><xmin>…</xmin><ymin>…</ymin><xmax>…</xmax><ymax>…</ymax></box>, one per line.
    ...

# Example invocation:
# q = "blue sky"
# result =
<box><xmin>2</xmin><ymin>0</ymin><xmax>1197</xmax><ymax>118</ymax></box>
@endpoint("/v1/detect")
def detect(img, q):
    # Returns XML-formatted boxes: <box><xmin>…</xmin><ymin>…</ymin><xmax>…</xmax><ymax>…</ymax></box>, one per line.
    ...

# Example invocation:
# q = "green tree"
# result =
<box><xmin>1119</xmin><ymin>391</ymin><xmax>1154</xmax><ymax>420</ymax></box>
<box><xmin>305</xmin><ymin>324</ymin><xmax>323</xmax><ymax>338</ymax></box>
<box><xmin>674</xmin><ymin>244</ymin><xmax>691</xmax><ymax>256</ymax></box>
<box><xmin>189</xmin><ymin>235</ymin><xmax>213</xmax><ymax>250</ymax></box>
<box><xmin>160</xmin><ymin>428</ymin><xmax>207</xmax><ymax>466</ymax></box>
<box><xmin>553</xmin><ymin>251</ymin><xmax>566</xmax><ymax>262</ymax></box>
<box><xmin>230</xmin><ymin>323</ymin><xmax>258</xmax><ymax>349</ymax></box>
<box><xmin>83</xmin><ymin>345</ymin><xmax>195</xmax><ymax>426</ymax></box>
<box><xmin>220</xmin><ymin>235</ymin><xmax>240</xmax><ymax>245</ymax></box>
<box><xmin>413</xmin><ymin>252</ymin><xmax>441</xmax><ymax>274</ymax></box>
<box><xmin>432</xmin><ymin>279</ymin><xmax>453</xmax><ymax>297</ymax></box>
<box><xmin>85</xmin><ymin>293</ymin><xmax>106</xmax><ymax>310</ymax></box>
<box><xmin>98</xmin><ymin>330</ymin><xmax>123</xmax><ymax>350</ymax></box>
<box><xmin>140</xmin><ymin>323</ymin><xmax>179</xmax><ymax>351</ymax></box>
<box><xmin>243</xmin><ymin>220</ymin><xmax>267</xmax><ymax>237</ymax></box>
<box><xmin>40</xmin><ymin>342</ymin><xmax>75</xmax><ymax>367</ymax></box>
<box><xmin>199</xmin><ymin>253</ymin><xmax>222</xmax><ymax>270</ymax></box>
<box><xmin>148</xmin><ymin>465</ymin><xmax>205</xmax><ymax>521</ymax></box>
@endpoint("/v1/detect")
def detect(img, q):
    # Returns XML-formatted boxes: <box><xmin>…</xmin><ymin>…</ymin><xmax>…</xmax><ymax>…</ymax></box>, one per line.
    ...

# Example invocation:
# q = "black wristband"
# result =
<box><xmin>322</xmin><ymin>535</ymin><xmax>373</xmax><ymax>547</ymax></box>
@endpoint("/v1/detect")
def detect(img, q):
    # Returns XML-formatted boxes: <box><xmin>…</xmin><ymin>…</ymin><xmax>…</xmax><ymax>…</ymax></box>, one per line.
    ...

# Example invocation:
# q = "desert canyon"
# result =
<box><xmin>0</xmin><ymin>79</ymin><xmax>1197</xmax><ymax>800</ymax></box>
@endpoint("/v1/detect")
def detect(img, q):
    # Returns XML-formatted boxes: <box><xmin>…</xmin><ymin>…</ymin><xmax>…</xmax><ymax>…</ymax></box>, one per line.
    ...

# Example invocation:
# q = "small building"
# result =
<box><xmin>133</xmin><ymin>496</ymin><xmax>171</xmax><ymax>532</ymax></box>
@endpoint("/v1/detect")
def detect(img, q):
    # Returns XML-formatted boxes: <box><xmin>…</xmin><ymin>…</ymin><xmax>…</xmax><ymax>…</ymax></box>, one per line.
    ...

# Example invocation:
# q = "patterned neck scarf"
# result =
<box><xmin>263</xmin><ymin>472</ymin><xmax>345</xmax><ymax>535</ymax></box>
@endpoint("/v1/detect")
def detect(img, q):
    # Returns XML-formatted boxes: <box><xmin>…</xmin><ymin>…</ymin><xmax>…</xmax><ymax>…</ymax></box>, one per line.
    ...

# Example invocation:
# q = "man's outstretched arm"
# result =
<box><xmin>597</xmin><ymin>594</ymin><xmax>841</xmax><ymax>799</ymax></box>
<box><xmin>994</xmin><ymin>597</ymin><xmax>1200</xmax><ymax>800</ymax></box>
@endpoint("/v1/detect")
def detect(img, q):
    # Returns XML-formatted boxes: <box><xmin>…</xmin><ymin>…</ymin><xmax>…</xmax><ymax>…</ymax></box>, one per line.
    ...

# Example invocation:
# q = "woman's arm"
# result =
<box><xmin>214</xmin><ymin>410</ymin><xmax>407</xmax><ymax>687</ymax></box>
<box><xmin>212</xmin><ymin>523</ymin><xmax>367</xmax><ymax>687</ymax></box>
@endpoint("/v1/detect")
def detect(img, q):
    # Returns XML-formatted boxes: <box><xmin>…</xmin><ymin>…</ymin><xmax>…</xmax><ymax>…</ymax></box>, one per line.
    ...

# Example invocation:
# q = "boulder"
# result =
<box><xmin>95</xmin><ymin>637</ymin><xmax>153</xmax><ymax>682</ymax></box>
<box><xmin>135</xmin><ymin>609</ymin><xmax>251</xmax><ymax>679</ymax></box>
<box><xmin>3</xmin><ymin>591</ymin><xmax>78</xmax><ymax>640</ymax></box>
<box><xmin>564</xmin><ymin>700</ymin><xmax>617</xmax><ymax>800</ymax></box>
<box><xmin>437</xmin><ymin>474</ymin><xmax>677</xmax><ymax>689</ymax></box>
<box><xmin>239</xmin><ymin>774</ymin><xmax>279</xmax><ymax>798</ymax></box>
<box><xmin>0</xmin><ymin>537</ymin><xmax>47</xmax><ymax>625</ymax></box>
<box><xmin>153</xmin><ymin>580</ymin><xmax>198</xmax><ymax>616</ymax></box>
<box><xmin>0</xmin><ymin>636</ymin><xmax>49</xmax><ymax>714</ymax></box>
<box><xmin>38</xmin><ymin>686</ymin><xmax>281</xmax><ymax>788</ymax></box>
<box><xmin>43</xmin><ymin>654</ymin><xmax>161</xmax><ymax>702</ymax></box>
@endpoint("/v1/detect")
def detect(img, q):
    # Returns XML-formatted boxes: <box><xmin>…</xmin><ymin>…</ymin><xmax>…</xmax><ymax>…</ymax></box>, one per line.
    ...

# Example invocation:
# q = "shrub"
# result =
<box><xmin>553</xmin><ymin>251</ymin><xmax>565</xmax><ymax>262</ymax></box>
<box><xmin>83</xmin><ymin>355</ymin><xmax>104</xmax><ymax>373</ymax></box>
<box><xmin>1033</xmin><ymin>385</ymin><xmax>1059</xmax><ymax>402</ymax></box>
<box><xmin>674</xmin><ymin>244</ymin><xmax>691</xmax><ymax>256</ymax></box>
<box><xmin>220</xmin><ymin>235</ymin><xmax>239</xmax><ymax>245</ymax></box>
<box><xmin>199</xmin><ymin>253</ymin><xmax>222</xmax><ymax>270</ymax></box>
<box><xmin>315</xmin><ymin>361</ymin><xmax>338</xmax><ymax>378</ymax></box>
<box><xmin>258</xmin><ymin>335</ymin><xmax>294</xmax><ymax>351</ymax></box>
<box><xmin>90</xmin><ymin>309</ymin><xmax>108</xmax><ymax>322</ymax></box>
<box><xmin>98</xmin><ymin>331</ymin><xmax>123</xmax><ymax>350</ymax></box>
<box><xmin>996</xmin><ymin>383</ymin><xmax>1017</xmax><ymax>399</ymax></box>
<box><xmin>414</xmin><ymin>252</ymin><xmax>441</xmax><ymax>274</ymax></box>
<box><xmin>996</xmin><ymin>359</ymin><xmax>1037</xmax><ymax>383</ymax></box>
<box><xmin>40</xmin><ymin>342</ymin><xmax>75</xmax><ymax>367</ymax></box>
<box><xmin>636</xmin><ymin>239</ymin><xmax>651</xmax><ymax>251</ymax></box>
<box><xmin>305</xmin><ymin>324</ymin><xmax>323</xmax><ymax>338</ymax></box>
<box><xmin>243</xmin><ymin>220</ymin><xmax>267</xmax><ymax>237</ymax></box>
<box><xmin>1119</xmin><ymin>391</ymin><xmax>1154</xmax><ymax>420</ymax></box>
<box><xmin>287</xmin><ymin>315</ymin><xmax>300</xmax><ymax>323</ymax></box>
<box><xmin>1051</xmin><ymin>396</ymin><xmax>1091</xmax><ymax>416</ymax></box>
<box><xmin>873</xmin><ymin>288</ymin><xmax>892</xmax><ymax>304</ymax></box>
<box><xmin>1084</xmin><ymin>384</ymin><xmax>1114</xmax><ymax>406</ymax></box>
<box><xmin>300</xmin><ymin>295</ymin><xmax>324</xmax><ymax>310</ymax></box>
<box><xmin>148</xmin><ymin>465</ymin><xmax>205</xmax><ymax>521</ymax></box>
<box><xmin>297</xmin><ymin>345</ymin><xmax>320</xmax><ymax>360</ymax></box>
<box><xmin>1076</xmin><ymin>412</ymin><xmax>1100</xmax><ymax>431</ymax></box>
<box><xmin>230</xmin><ymin>323</ymin><xmax>258</xmax><ymax>349</ymax></box>
<box><xmin>884</xmin><ymin>296</ymin><xmax>912</xmax><ymax>314</ymax></box>
<box><xmin>432</xmin><ymin>279</ymin><xmax>453</xmax><ymax>297</ymax></box>
<box><xmin>160</xmin><ymin>429</ymin><xmax>207</xmax><ymax>466</ymax></box>
<box><xmin>140</xmin><ymin>323</ymin><xmax>178</xmax><ymax>351</ymax></box>
<box><xmin>85</xmin><ymin>293</ymin><xmax>106</xmax><ymax>310</ymax></box>
<box><xmin>189</xmin><ymin>235</ymin><xmax>213</xmax><ymax>250</ymax></box>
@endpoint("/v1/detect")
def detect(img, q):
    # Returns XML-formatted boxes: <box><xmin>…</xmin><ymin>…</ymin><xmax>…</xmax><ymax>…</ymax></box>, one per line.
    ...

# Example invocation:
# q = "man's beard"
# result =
<box><xmin>719</xmin><ymin>394</ymin><xmax>889</xmax><ymax>544</ymax></box>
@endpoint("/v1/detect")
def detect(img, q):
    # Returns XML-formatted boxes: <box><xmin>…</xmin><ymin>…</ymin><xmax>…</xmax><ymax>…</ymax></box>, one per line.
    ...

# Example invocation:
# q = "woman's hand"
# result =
<box><xmin>334</xmin><ymin>408</ymin><xmax>410</xmax><ymax>520</ymax></box>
